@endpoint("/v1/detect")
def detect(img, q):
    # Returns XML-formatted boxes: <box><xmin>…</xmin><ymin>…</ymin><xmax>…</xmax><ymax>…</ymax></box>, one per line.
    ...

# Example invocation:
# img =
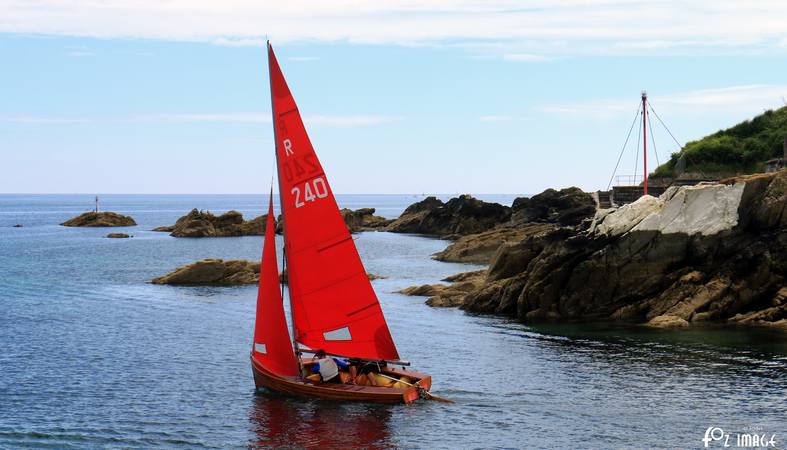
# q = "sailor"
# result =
<box><xmin>308</xmin><ymin>349</ymin><xmax>350</xmax><ymax>384</ymax></box>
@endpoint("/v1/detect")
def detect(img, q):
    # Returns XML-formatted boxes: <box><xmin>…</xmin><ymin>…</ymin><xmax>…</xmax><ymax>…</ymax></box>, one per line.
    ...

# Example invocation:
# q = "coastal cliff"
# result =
<box><xmin>61</xmin><ymin>211</ymin><xmax>136</xmax><ymax>227</ymax></box>
<box><xmin>401</xmin><ymin>171</ymin><xmax>787</xmax><ymax>329</ymax></box>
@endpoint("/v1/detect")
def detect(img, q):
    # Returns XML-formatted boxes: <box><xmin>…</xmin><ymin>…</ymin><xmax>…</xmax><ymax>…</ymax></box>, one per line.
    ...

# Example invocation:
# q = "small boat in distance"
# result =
<box><xmin>250</xmin><ymin>42</ymin><xmax>444</xmax><ymax>404</ymax></box>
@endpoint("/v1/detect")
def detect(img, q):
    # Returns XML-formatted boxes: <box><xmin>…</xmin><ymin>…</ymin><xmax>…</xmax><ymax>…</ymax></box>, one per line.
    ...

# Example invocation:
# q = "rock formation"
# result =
<box><xmin>385</xmin><ymin>195</ymin><xmax>511</xmax><ymax>237</ymax></box>
<box><xmin>153</xmin><ymin>209</ymin><xmax>268</xmax><ymax>237</ymax></box>
<box><xmin>152</xmin><ymin>259</ymin><xmax>260</xmax><ymax>285</ymax></box>
<box><xmin>511</xmin><ymin>187</ymin><xmax>596</xmax><ymax>226</ymax></box>
<box><xmin>157</xmin><ymin>207</ymin><xmax>390</xmax><ymax>237</ymax></box>
<box><xmin>155</xmin><ymin>259</ymin><xmax>386</xmax><ymax>286</ymax></box>
<box><xmin>417</xmin><ymin>171</ymin><xmax>786</xmax><ymax>329</ymax></box>
<box><xmin>432</xmin><ymin>187</ymin><xmax>595</xmax><ymax>264</ymax></box>
<box><xmin>279</xmin><ymin>267</ymin><xmax>385</xmax><ymax>284</ymax></box>
<box><xmin>433</xmin><ymin>224</ymin><xmax>553</xmax><ymax>264</ymax></box>
<box><xmin>340</xmin><ymin>208</ymin><xmax>391</xmax><ymax>232</ymax></box>
<box><xmin>61</xmin><ymin>212</ymin><xmax>136</xmax><ymax>227</ymax></box>
<box><xmin>106</xmin><ymin>233</ymin><xmax>131</xmax><ymax>238</ymax></box>
<box><xmin>398</xmin><ymin>270</ymin><xmax>486</xmax><ymax>307</ymax></box>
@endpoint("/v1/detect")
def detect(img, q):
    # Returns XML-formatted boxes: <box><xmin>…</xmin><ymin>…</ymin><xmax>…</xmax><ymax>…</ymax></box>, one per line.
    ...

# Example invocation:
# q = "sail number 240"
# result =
<box><xmin>291</xmin><ymin>177</ymin><xmax>328</xmax><ymax>208</ymax></box>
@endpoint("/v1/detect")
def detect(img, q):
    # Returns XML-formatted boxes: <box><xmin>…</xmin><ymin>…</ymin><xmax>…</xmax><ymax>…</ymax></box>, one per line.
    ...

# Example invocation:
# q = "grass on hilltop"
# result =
<box><xmin>653</xmin><ymin>105</ymin><xmax>787</xmax><ymax>177</ymax></box>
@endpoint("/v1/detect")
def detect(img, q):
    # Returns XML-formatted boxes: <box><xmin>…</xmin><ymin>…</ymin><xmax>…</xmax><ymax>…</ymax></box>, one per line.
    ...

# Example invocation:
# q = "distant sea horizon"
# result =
<box><xmin>0</xmin><ymin>192</ymin><xmax>533</xmax><ymax>196</ymax></box>
<box><xmin>0</xmin><ymin>193</ymin><xmax>527</xmax><ymax>222</ymax></box>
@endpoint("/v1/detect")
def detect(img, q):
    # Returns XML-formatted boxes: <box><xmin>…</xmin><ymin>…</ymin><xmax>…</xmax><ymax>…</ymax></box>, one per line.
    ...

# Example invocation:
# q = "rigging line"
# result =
<box><xmin>648</xmin><ymin>102</ymin><xmax>682</xmax><ymax>149</ymax></box>
<box><xmin>633</xmin><ymin>107</ymin><xmax>643</xmax><ymax>184</ymax></box>
<box><xmin>647</xmin><ymin>109</ymin><xmax>660</xmax><ymax>167</ymax></box>
<box><xmin>606</xmin><ymin>106</ymin><xmax>641</xmax><ymax>191</ymax></box>
<box><xmin>649</xmin><ymin>102</ymin><xmax>707</xmax><ymax>179</ymax></box>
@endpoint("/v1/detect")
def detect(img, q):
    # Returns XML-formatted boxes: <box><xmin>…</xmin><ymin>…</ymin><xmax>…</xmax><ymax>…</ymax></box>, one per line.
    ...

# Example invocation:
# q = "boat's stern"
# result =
<box><xmin>403</xmin><ymin>387</ymin><xmax>419</xmax><ymax>404</ymax></box>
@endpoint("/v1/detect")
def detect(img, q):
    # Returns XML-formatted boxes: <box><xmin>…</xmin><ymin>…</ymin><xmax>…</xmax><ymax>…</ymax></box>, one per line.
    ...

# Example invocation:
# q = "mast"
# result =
<box><xmin>642</xmin><ymin>90</ymin><xmax>648</xmax><ymax>196</ymax></box>
<box><xmin>267</xmin><ymin>40</ymin><xmax>300</xmax><ymax>364</ymax></box>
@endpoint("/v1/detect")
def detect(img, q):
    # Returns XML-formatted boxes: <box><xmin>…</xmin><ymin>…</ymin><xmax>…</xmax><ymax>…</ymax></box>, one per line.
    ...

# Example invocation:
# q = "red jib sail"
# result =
<box><xmin>267</xmin><ymin>42</ymin><xmax>400</xmax><ymax>361</ymax></box>
<box><xmin>251</xmin><ymin>191</ymin><xmax>299</xmax><ymax>376</ymax></box>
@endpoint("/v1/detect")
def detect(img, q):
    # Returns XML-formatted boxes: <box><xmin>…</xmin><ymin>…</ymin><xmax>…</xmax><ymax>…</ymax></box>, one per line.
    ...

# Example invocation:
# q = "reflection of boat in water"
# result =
<box><xmin>248</xmin><ymin>395</ymin><xmax>392</xmax><ymax>449</ymax></box>
<box><xmin>249</xmin><ymin>42</ymin><xmax>444</xmax><ymax>404</ymax></box>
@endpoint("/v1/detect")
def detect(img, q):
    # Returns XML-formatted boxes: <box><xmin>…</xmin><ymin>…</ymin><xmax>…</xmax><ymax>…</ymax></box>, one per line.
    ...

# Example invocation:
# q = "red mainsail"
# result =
<box><xmin>267</xmin><ymin>42</ymin><xmax>400</xmax><ymax>361</ymax></box>
<box><xmin>251</xmin><ymin>192</ymin><xmax>299</xmax><ymax>376</ymax></box>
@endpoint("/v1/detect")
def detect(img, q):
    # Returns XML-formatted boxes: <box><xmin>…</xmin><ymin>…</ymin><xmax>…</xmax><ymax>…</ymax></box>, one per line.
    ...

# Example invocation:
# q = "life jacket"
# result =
<box><xmin>316</xmin><ymin>357</ymin><xmax>339</xmax><ymax>381</ymax></box>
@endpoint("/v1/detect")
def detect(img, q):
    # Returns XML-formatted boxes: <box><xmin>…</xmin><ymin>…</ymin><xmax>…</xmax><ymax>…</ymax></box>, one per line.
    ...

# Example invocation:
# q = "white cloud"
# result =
<box><xmin>288</xmin><ymin>56</ymin><xmax>320</xmax><ymax>62</ymax></box>
<box><xmin>0</xmin><ymin>112</ymin><xmax>401</xmax><ymax>127</ymax></box>
<box><xmin>480</xmin><ymin>115</ymin><xmax>514</xmax><ymax>122</ymax></box>
<box><xmin>154</xmin><ymin>113</ymin><xmax>400</xmax><ymax>126</ymax></box>
<box><xmin>304</xmin><ymin>115</ymin><xmax>401</xmax><ymax>126</ymax></box>
<box><xmin>502</xmin><ymin>53</ymin><xmax>552</xmax><ymax>62</ymax></box>
<box><xmin>67</xmin><ymin>50</ymin><xmax>94</xmax><ymax>57</ymax></box>
<box><xmin>1</xmin><ymin>116</ymin><xmax>91</xmax><ymax>123</ymax></box>
<box><xmin>154</xmin><ymin>113</ymin><xmax>269</xmax><ymax>123</ymax></box>
<box><xmin>479</xmin><ymin>115</ymin><xmax>531</xmax><ymax>122</ymax></box>
<box><xmin>65</xmin><ymin>44</ymin><xmax>94</xmax><ymax>57</ymax></box>
<box><xmin>660</xmin><ymin>85</ymin><xmax>787</xmax><ymax>108</ymax></box>
<box><xmin>0</xmin><ymin>1</ymin><xmax>786</xmax><ymax>56</ymax></box>
<box><xmin>538</xmin><ymin>84</ymin><xmax>787</xmax><ymax>119</ymax></box>
<box><xmin>212</xmin><ymin>37</ymin><xmax>266</xmax><ymax>47</ymax></box>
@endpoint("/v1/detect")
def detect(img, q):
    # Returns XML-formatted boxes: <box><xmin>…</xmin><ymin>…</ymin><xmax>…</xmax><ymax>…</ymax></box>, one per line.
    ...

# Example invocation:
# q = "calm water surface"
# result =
<box><xmin>0</xmin><ymin>194</ymin><xmax>785</xmax><ymax>449</ymax></box>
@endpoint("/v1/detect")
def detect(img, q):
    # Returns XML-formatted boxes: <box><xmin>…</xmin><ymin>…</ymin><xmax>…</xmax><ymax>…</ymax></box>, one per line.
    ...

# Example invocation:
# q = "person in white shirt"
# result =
<box><xmin>307</xmin><ymin>349</ymin><xmax>352</xmax><ymax>383</ymax></box>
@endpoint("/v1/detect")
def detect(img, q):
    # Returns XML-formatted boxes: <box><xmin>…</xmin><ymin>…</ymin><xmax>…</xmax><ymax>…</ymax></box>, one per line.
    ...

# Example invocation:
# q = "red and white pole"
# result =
<box><xmin>642</xmin><ymin>91</ymin><xmax>648</xmax><ymax>196</ymax></box>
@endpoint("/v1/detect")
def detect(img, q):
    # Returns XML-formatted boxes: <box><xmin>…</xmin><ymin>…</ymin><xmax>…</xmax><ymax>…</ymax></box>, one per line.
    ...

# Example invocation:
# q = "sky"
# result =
<box><xmin>1</xmin><ymin>1</ymin><xmax>787</xmax><ymax>195</ymax></box>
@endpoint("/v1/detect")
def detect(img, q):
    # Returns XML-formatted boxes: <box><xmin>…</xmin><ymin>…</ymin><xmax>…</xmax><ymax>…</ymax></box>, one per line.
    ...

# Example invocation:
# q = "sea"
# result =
<box><xmin>0</xmin><ymin>194</ymin><xmax>785</xmax><ymax>449</ymax></box>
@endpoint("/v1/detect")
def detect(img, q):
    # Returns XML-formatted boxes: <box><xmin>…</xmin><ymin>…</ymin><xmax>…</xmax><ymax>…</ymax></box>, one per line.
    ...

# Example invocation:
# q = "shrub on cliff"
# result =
<box><xmin>654</xmin><ymin>106</ymin><xmax>787</xmax><ymax>177</ymax></box>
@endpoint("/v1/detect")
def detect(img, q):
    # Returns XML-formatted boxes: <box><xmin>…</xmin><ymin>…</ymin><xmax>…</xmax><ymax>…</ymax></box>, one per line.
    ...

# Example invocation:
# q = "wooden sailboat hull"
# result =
<box><xmin>251</xmin><ymin>357</ymin><xmax>430</xmax><ymax>404</ymax></box>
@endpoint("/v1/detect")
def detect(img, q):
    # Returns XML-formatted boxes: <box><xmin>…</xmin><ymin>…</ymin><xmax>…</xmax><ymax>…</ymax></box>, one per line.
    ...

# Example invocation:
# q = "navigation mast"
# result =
<box><xmin>642</xmin><ymin>91</ymin><xmax>648</xmax><ymax>196</ymax></box>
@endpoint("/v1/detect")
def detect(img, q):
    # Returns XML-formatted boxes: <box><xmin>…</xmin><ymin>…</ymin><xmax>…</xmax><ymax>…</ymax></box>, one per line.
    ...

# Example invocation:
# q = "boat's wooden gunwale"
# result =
<box><xmin>252</xmin><ymin>357</ymin><xmax>423</xmax><ymax>404</ymax></box>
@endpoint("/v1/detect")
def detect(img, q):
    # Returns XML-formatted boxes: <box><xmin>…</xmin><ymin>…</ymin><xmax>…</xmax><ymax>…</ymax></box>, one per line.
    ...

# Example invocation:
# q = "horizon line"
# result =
<box><xmin>0</xmin><ymin>192</ymin><xmax>532</xmax><ymax>196</ymax></box>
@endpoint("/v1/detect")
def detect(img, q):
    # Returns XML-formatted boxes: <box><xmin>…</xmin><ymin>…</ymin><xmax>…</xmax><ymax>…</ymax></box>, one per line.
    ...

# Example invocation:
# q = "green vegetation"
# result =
<box><xmin>653</xmin><ymin>106</ymin><xmax>787</xmax><ymax>177</ymax></box>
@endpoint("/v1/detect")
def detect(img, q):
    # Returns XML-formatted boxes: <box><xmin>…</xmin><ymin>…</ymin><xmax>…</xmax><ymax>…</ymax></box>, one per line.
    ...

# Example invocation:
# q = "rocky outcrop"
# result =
<box><xmin>428</xmin><ymin>188</ymin><xmax>595</xmax><ymax>264</ymax></box>
<box><xmin>727</xmin><ymin>287</ymin><xmax>787</xmax><ymax>328</ymax></box>
<box><xmin>154</xmin><ymin>260</ymin><xmax>387</xmax><ymax>286</ymax></box>
<box><xmin>153</xmin><ymin>209</ymin><xmax>268</xmax><ymax>237</ymax></box>
<box><xmin>386</xmin><ymin>195</ymin><xmax>510</xmax><ymax>237</ymax></box>
<box><xmin>61</xmin><ymin>212</ymin><xmax>136</xmax><ymax>227</ymax></box>
<box><xmin>152</xmin><ymin>259</ymin><xmax>260</xmax><ymax>285</ymax></box>
<box><xmin>589</xmin><ymin>182</ymin><xmax>747</xmax><ymax>237</ymax></box>
<box><xmin>433</xmin><ymin>170</ymin><xmax>787</xmax><ymax>329</ymax></box>
<box><xmin>511</xmin><ymin>187</ymin><xmax>596</xmax><ymax>226</ymax></box>
<box><xmin>433</xmin><ymin>224</ymin><xmax>553</xmax><ymax>264</ymax></box>
<box><xmin>106</xmin><ymin>233</ymin><xmax>131</xmax><ymax>238</ymax></box>
<box><xmin>398</xmin><ymin>270</ymin><xmax>486</xmax><ymax>307</ymax></box>
<box><xmin>279</xmin><ymin>267</ymin><xmax>385</xmax><ymax>284</ymax></box>
<box><xmin>157</xmin><ymin>207</ymin><xmax>390</xmax><ymax>237</ymax></box>
<box><xmin>340</xmin><ymin>208</ymin><xmax>392</xmax><ymax>232</ymax></box>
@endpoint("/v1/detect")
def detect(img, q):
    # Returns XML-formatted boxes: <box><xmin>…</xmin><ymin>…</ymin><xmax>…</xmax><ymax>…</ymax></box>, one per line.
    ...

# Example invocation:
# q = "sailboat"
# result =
<box><xmin>250</xmin><ymin>42</ymin><xmax>439</xmax><ymax>404</ymax></box>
